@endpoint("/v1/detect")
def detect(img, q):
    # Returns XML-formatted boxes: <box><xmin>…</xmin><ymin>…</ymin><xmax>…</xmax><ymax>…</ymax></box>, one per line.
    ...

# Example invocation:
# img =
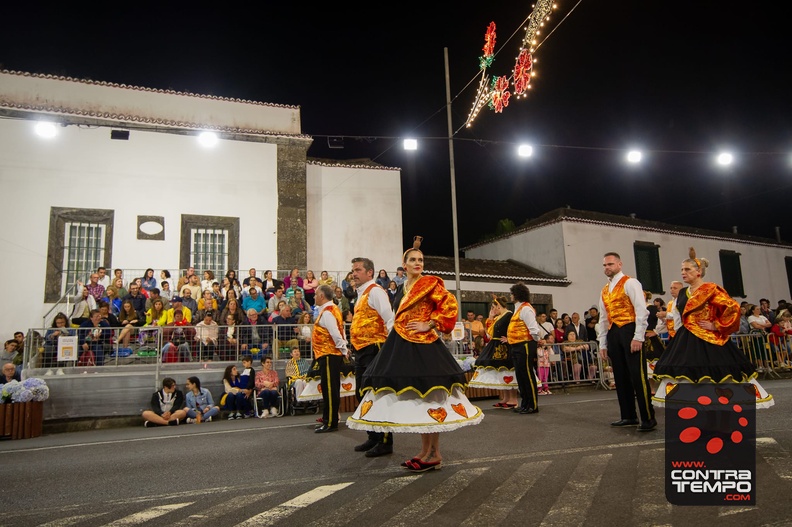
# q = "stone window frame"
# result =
<box><xmin>179</xmin><ymin>214</ymin><xmax>239</xmax><ymax>274</ymax></box>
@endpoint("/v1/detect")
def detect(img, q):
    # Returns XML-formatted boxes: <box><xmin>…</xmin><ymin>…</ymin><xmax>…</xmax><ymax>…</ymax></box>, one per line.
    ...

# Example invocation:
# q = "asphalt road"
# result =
<box><xmin>1</xmin><ymin>380</ymin><xmax>791</xmax><ymax>527</ymax></box>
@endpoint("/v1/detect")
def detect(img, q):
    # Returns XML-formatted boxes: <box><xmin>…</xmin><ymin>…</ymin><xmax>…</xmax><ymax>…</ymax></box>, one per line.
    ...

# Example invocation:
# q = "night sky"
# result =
<box><xmin>2</xmin><ymin>2</ymin><xmax>790</xmax><ymax>256</ymax></box>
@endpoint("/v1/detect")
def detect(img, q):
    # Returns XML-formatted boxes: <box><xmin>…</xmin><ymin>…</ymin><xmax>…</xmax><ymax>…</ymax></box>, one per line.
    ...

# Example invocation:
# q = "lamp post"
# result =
<box><xmin>444</xmin><ymin>47</ymin><xmax>462</xmax><ymax>319</ymax></box>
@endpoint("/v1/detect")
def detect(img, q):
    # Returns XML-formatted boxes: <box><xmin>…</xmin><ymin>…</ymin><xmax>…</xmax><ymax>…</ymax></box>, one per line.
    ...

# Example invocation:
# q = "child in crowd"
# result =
<box><xmin>537</xmin><ymin>333</ymin><xmax>554</xmax><ymax>395</ymax></box>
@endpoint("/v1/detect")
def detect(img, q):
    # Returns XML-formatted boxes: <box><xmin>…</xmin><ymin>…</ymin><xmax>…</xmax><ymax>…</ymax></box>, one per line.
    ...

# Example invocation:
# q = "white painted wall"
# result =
<box><xmin>0</xmin><ymin>117</ymin><xmax>279</xmax><ymax>333</ymax></box>
<box><xmin>465</xmin><ymin>222</ymin><xmax>566</xmax><ymax>276</ymax></box>
<box><xmin>306</xmin><ymin>163</ymin><xmax>403</xmax><ymax>277</ymax></box>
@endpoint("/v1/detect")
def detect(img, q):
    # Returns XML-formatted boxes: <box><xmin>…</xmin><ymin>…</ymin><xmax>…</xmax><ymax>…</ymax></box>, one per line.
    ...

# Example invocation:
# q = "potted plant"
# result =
<box><xmin>1</xmin><ymin>378</ymin><xmax>50</xmax><ymax>439</ymax></box>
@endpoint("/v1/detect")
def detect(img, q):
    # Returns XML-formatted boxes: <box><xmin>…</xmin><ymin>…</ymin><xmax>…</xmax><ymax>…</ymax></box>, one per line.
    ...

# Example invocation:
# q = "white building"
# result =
<box><xmin>449</xmin><ymin>208</ymin><xmax>792</xmax><ymax>314</ymax></box>
<box><xmin>0</xmin><ymin>70</ymin><xmax>402</xmax><ymax>333</ymax></box>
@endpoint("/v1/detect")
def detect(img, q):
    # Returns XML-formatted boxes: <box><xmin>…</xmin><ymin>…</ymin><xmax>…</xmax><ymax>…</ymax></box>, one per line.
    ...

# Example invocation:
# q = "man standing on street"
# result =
<box><xmin>313</xmin><ymin>285</ymin><xmax>348</xmax><ymax>433</ymax></box>
<box><xmin>349</xmin><ymin>257</ymin><xmax>395</xmax><ymax>456</ymax></box>
<box><xmin>508</xmin><ymin>282</ymin><xmax>543</xmax><ymax>414</ymax></box>
<box><xmin>597</xmin><ymin>252</ymin><xmax>656</xmax><ymax>431</ymax></box>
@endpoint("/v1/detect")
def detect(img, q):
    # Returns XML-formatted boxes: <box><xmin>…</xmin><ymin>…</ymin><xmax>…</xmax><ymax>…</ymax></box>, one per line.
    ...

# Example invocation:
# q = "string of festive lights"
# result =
<box><xmin>465</xmin><ymin>1</ymin><xmax>558</xmax><ymax>128</ymax></box>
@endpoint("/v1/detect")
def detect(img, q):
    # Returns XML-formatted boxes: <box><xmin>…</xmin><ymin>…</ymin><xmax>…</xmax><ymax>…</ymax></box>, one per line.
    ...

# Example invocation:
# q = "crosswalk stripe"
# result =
<box><xmin>169</xmin><ymin>492</ymin><xmax>277</xmax><ymax>527</ymax></box>
<box><xmin>101</xmin><ymin>502</ymin><xmax>194</xmax><ymax>526</ymax></box>
<box><xmin>460</xmin><ymin>461</ymin><xmax>551</xmax><ymax>527</ymax></box>
<box><xmin>381</xmin><ymin>467</ymin><xmax>490</xmax><ymax>527</ymax></box>
<box><xmin>37</xmin><ymin>512</ymin><xmax>109</xmax><ymax>527</ymax></box>
<box><xmin>305</xmin><ymin>475</ymin><xmax>421</xmax><ymax>527</ymax></box>
<box><xmin>631</xmin><ymin>447</ymin><xmax>672</xmax><ymax>526</ymax></box>
<box><xmin>234</xmin><ymin>482</ymin><xmax>354</xmax><ymax>527</ymax></box>
<box><xmin>757</xmin><ymin>437</ymin><xmax>792</xmax><ymax>480</ymax></box>
<box><xmin>540</xmin><ymin>454</ymin><xmax>612</xmax><ymax>527</ymax></box>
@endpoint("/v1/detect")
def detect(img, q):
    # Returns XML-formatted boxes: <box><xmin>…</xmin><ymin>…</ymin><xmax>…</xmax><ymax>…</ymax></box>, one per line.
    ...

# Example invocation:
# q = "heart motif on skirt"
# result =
<box><xmin>318</xmin><ymin>384</ymin><xmax>323</xmax><ymax>393</ymax></box>
<box><xmin>359</xmin><ymin>400</ymin><xmax>373</xmax><ymax>417</ymax></box>
<box><xmin>503</xmin><ymin>375</ymin><xmax>514</xmax><ymax>384</ymax></box>
<box><xmin>451</xmin><ymin>403</ymin><xmax>468</xmax><ymax>418</ymax></box>
<box><xmin>427</xmin><ymin>407</ymin><xmax>447</xmax><ymax>423</ymax></box>
<box><xmin>341</xmin><ymin>383</ymin><xmax>353</xmax><ymax>391</ymax></box>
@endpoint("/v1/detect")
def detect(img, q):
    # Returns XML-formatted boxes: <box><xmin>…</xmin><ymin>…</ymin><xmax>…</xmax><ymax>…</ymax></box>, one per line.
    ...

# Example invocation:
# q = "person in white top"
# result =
<box><xmin>597</xmin><ymin>252</ymin><xmax>655</xmax><ymax>432</ymax></box>
<box><xmin>508</xmin><ymin>282</ymin><xmax>544</xmax><ymax>414</ymax></box>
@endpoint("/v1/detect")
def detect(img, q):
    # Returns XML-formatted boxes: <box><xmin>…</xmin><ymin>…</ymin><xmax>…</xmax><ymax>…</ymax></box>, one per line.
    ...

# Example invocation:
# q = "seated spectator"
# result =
<box><xmin>160</xmin><ymin>269</ymin><xmax>171</xmax><ymax>289</ymax></box>
<box><xmin>220</xmin><ymin>313</ymin><xmax>242</xmax><ymax>361</ymax></box>
<box><xmin>77</xmin><ymin>272</ymin><xmax>106</xmax><ymax>304</ymax></box>
<box><xmin>180</xmin><ymin>288</ymin><xmax>198</xmax><ymax>315</ymax></box>
<box><xmin>194</xmin><ymin>311</ymin><xmax>219</xmax><ymax>361</ymax></box>
<box><xmin>142</xmin><ymin>377</ymin><xmax>187</xmax><ymax>427</ymax></box>
<box><xmin>210</xmin><ymin>281</ymin><xmax>223</xmax><ymax>303</ymax></box>
<box><xmin>201</xmin><ymin>270</ymin><xmax>216</xmax><ymax>293</ymax></box>
<box><xmin>262</xmin><ymin>270</ymin><xmax>282</xmax><ymax>298</ymax></box>
<box><xmin>341</xmin><ymin>272</ymin><xmax>353</xmax><ymax>293</ymax></box>
<box><xmin>284</xmin><ymin>347</ymin><xmax>309</xmax><ymax>398</ymax></box>
<box><xmin>760</xmin><ymin>298</ymin><xmax>776</xmax><ymax>325</ymax></box>
<box><xmin>98</xmin><ymin>301</ymin><xmax>120</xmax><ymax>328</ymax></box>
<box><xmin>769</xmin><ymin>309</ymin><xmax>792</xmax><ymax>368</ymax></box>
<box><xmin>222</xmin><ymin>364</ymin><xmax>250</xmax><ymax>419</ymax></box>
<box><xmin>131</xmin><ymin>278</ymin><xmax>150</xmax><ymax>299</ymax></box>
<box><xmin>123</xmin><ymin>282</ymin><xmax>147</xmax><ymax>319</ymax></box>
<box><xmin>196</xmin><ymin>289</ymin><xmax>219</xmax><ymax>320</ymax></box>
<box><xmin>739</xmin><ymin>305</ymin><xmax>751</xmax><ymax>334</ymax></box>
<box><xmin>160</xmin><ymin>280</ymin><xmax>173</xmax><ymax>302</ymax></box>
<box><xmin>163</xmin><ymin>310</ymin><xmax>195</xmax><ymax>361</ymax></box>
<box><xmin>242</xmin><ymin>287</ymin><xmax>266</xmax><ymax>315</ymax></box>
<box><xmin>283</xmin><ymin>267</ymin><xmax>303</xmax><ymax>290</ymax></box>
<box><xmin>78</xmin><ymin>309</ymin><xmax>111</xmax><ymax>365</ymax></box>
<box><xmin>166</xmin><ymin>296</ymin><xmax>192</xmax><ymax>324</ymax></box>
<box><xmin>334</xmin><ymin>286</ymin><xmax>350</xmax><ymax>320</ymax></box>
<box><xmin>184</xmin><ymin>376</ymin><xmax>220</xmax><ymax>423</ymax></box>
<box><xmin>289</xmin><ymin>289</ymin><xmax>309</xmax><ymax>317</ymax></box>
<box><xmin>176</xmin><ymin>266</ymin><xmax>196</xmax><ymax>294</ymax></box>
<box><xmin>141</xmin><ymin>268</ymin><xmax>157</xmax><ymax>292</ymax></box>
<box><xmin>318</xmin><ymin>270</ymin><xmax>335</xmax><ymax>288</ymax></box>
<box><xmin>284</xmin><ymin>282</ymin><xmax>305</xmax><ymax>302</ymax></box>
<box><xmin>255</xmin><ymin>356</ymin><xmax>280</xmax><ymax>418</ymax></box>
<box><xmin>243</xmin><ymin>268</ymin><xmax>258</xmax><ymax>287</ymax></box>
<box><xmin>105</xmin><ymin>286</ymin><xmax>122</xmax><ymax>316</ymax></box>
<box><xmin>146</xmin><ymin>299</ymin><xmax>168</xmax><ymax>327</ymax></box>
<box><xmin>181</xmin><ymin>274</ymin><xmax>201</xmax><ymax>302</ymax></box>
<box><xmin>240</xmin><ymin>309</ymin><xmax>271</xmax><ymax>357</ymax></box>
<box><xmin>267</xmin><ymin>286</ymin><xmax>287</xmax><ymax>314</ymax></box>
<box><xmin>145</xmin><ymin>288</ymin><xmax>170</xmax><ymax>312</ymax></box>
<box><xmin>220</xmin><ymin>297</ymin><xmax>246</xmax><ymax>326</ymax></box>
<box><xmin>295</xmin><ymin>311</ymin><xmax>313</xmax><ymax>354</ymax></box>
<box><xmin>0</xmin><ymin>362</ymin><xmax>20</xmax><ymax>385</ymax></box>
<box><xmin>96</xmin><ymin>266</ymin><xmax>110</xmax><ymax>289</ymax></box>
<box><xmin>44</xmin><ymin>312</ymin><xmax>73</xmax><ymax>369</ymax></box>
<box><xmin>117</xmin><ymin>299</ymin><xmax>144</xmax><ymax>348</ymax></box>
<box><xmin>268</xmin><ymin>300</ymin><xmax>287</xmax><ymax>323</ymax></box>
<box><xmin>375</xmin><ymin>269</ymin><xmax>390</xmax><ymax>289</ymax></box>
<box><xmin>239</xmin><ymin>355</ymin><xmax>257</xmax><ymax>418</ymax></box>
<box><xmin>224</xmin><ymin>271</ymin><xmax>243</xmax><ymax>299</ymax></box>
<box><xmin>111</xmin><ymin>277</ymin><xmax>128</xmax><ymax>300</ymax></box>
<box><xmin>1</xmin><ymin>341</ymin><xmax>19</xmax><ymax>370</ymax></box>
<box><xmin>70</xmin><ymin>286</ymin><xmax>97</xmax><ymax>326</ymax></box>
<box><xmin>303</xmin><ymin>270</ymin><xmax>319</xmax><ymax>306</ymax></box>
<box><xmin>272</xmin><ymin>305</ymin><xmax>299</xmax><ymax>355</ymax></box>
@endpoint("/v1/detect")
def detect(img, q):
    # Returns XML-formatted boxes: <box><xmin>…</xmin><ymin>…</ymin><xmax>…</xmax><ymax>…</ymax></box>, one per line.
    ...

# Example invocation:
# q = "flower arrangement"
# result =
<box><xmin>1</xmin><ymin>378</ymin><xmax>50</xmax><ymax>403</ymax></box>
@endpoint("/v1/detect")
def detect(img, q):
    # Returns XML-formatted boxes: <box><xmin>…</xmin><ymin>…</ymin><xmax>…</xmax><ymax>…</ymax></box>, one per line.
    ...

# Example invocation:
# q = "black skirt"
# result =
<box><xmin>360</xmin><ymin>330</ymin><xmax>467</xmax><ymax>396</ymax></box>
<box><xmin>474</xmin><ymin>338</ymin><xmax>512</xmax><ymax>369</ymax></box>
<box><xmin>653</xmin><ymin>327</ymin><xmax>755</xmax><ymax>382</ymax></box>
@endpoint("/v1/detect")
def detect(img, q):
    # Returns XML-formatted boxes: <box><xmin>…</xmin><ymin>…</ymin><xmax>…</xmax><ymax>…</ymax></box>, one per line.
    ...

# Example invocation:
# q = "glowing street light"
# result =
<box><xmin>517</xmin><ymin>144</ymin><xmax>533</xmax><ymax>157</ymax></box>
<box><xmin>626</xmin><ymin>150</ymin><xmax>642</xmax><ymax>164</ymax></box>
<box><xmin>403</xmin><ymin>138</ymin><xmax>418</xmax><ymax>151</ymax></box>
<box><xmin>716</xmin><ymin>152</ymin><xmax>734</xmax><ymax>166</ymax></box>
<box><xmin>198</xmin><ymin>131</ymin><xmax>219</xmax><ymax>147</ymax></box>
<box><xmin>34</xmin><ymin>121</ymin><xmax>58</xmax><ymax>139</ymax></box>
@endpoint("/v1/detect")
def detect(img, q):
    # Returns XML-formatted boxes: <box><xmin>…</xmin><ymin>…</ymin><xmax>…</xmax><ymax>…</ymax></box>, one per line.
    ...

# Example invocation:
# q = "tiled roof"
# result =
<box><xmin>307</xmin><ymin>158</ymin><xmax>401</xmax><ymax>171</ymax></box>
<box><xmin>462</xmin><ymin>208</ymin><xmax>792</xmax><ymax>251</ymax></box>
<box><xmin>423</xmin><ymin>255</ymin><xmax>570</xmax><ymax>285</ymax></box>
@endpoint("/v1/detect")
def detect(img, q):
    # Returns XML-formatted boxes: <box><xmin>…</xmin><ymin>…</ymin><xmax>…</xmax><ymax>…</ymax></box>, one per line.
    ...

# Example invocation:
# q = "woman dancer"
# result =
<box><xmin>347</xmin><ymin>237</ymin><xmax>483</xmax><ymax>472</ymax></box>
<box><xmin>652</xmin><ymin>248</ymin><xmax>773</xmax><ymax>408</ymax></box>
<box><xmin>469</xmin><ymin>295</ymin><xmax>519</xmax><ymax>407</ymax></box>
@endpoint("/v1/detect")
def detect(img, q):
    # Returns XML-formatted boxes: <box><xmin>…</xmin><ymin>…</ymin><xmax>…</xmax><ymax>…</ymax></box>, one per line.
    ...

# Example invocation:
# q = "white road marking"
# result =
<box><xmin>234</xmin><ymin>482</ymin><xmax>354</xmax><ymax>527</ymax></box>
<box><xmin>757</xmin><ymin>437</ymin><xmax>792</xmax><ymax>480</ymax></box>
<box><xmin>381</xmin><ymin>467</ymin><xmax>490</xmax><ymax>527</ymax></box>
<box><xmin>461</xmin><ymin>461</ymin><xmax>551</xmax><ymax>526</ymax></box>
<box><xmin>632</xmin><ymin>447</ymin><xmax>672</xmax><ymax>526</ymax></box>
<box><xmin>37</xmin><ymin>512</ymin><xmax>109</xmax><ymax>527</ymax></box>
<box><xmin>306</xmin><ymin>475</ymin><xmax>420</xmax><ymax>527</ymax></box>
<box><xmin>540</xmin><ymin>454</ymin><xmax>612</xmax><ymax>527</ymax></box>
<box><xmin>101</xmin><ymin>502</ymin><xmax>193</xmax><ymax>526</ymax></box>
<box><xmin>169</xmin><ymin>492</ymin><xmax>277</xmax><ymax>526</ymax></box>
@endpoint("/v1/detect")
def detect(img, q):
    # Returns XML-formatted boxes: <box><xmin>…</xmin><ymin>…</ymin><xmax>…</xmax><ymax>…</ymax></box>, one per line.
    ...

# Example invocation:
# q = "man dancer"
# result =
<box><xmin>313</xmin><ymin>284</ymin><xmax>348</xmax><ymax>433</ymax></box>
<box><xmin>508</xmin><ymin>282</ymin><xmax>543</xmax><ymax>414</ymax></box>
<box><xmin>597</xmin><ymin>252</ymin><xmax>656</xmax><ymax>431</ymax></box>
<box><xmin>349</xmin><ymin>257</ymin><xmax>395</xmax><ymax>456</ymax></box>
<box><xmin>658</xmin><ymin>280</ymin><xmax>683</xmax><ymax>340</ymax></box>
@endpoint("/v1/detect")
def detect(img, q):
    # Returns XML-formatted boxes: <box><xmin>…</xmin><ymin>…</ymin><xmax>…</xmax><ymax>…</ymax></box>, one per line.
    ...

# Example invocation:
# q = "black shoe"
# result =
<box><xmin>519</xmin><ymin>407</ymin><xmax>539</xmax><ymax>414</ymax></box>
<box><xmin>315</xmin><ymin>425</ymin><xmax>339</xmax><ymax>433</ymax></box>
<box><xmin>610</xmin><ymin>419</ymin><xmax>639</xmax><ymax>427</ymax></box>
<box><xmin>637</xmin><ymin>419</ymin><xmax>658</xmax><ymax>432</ymax></box>
<box><xmin>513</xmin><ymin>407</ymin><xmax>525</xmax><ymax>413</ymax></box>
<box><xmin>354</xmin><ymin>438</ymin><xmax>379</xmax><ymax>452</ymax></box>
<box><xmin>365</xmin><ymin>442</ymin><xmax>394</xmax><ymax>457</ymax></box>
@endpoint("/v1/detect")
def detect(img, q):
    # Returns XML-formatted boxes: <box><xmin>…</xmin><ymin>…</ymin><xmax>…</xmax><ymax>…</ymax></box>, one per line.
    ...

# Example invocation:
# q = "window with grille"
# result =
<box><xmin>633</xmin><ymin>242</ymin><xmax>663</xmax><ymax>294</ymax></box>
<box><xmin>719</xmin><ymin>250</ymin><xmax>745</xmax><ymax>297</ymax></box>
<box><xmin>191</xmin><ymin>228</ymin><xmax>228</xmax><ymax>276</ymax></box>
<box><xmin>63</xmin><ymin>222</ymin><xmax>106</xmax><ymax>293</ymax></box>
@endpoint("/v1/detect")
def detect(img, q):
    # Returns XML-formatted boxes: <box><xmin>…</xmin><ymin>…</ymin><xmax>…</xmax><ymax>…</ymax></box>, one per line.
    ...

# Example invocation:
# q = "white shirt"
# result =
<box><xmin>597</xmin><ymin>271</ymin><xmax>649</xmax><ymax>349</ymax></box>
<box><xmin>355</xmin><ymin>279</ymin><xmax>395</xmax><ymax>333</ymax></box>
<box><xmin>514</xmin><ymin>301</ymin><xmax>541</xmax><ymax>341</ymax></box>
<box><xmin>667</xmin><ymin>296</ymin><xmax>682</xmax><ymax>334</ymax></box>
<box><xmin>316</xmin><ymin>300</ymin><xmax>348</xmax><ymax>356</ymax></box>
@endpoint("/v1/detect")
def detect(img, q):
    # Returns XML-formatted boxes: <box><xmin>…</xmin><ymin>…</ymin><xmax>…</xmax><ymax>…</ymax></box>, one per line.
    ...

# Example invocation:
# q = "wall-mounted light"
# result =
<box><xmin>34</xmin><ymin>121</ymin><xmax>58</xmax><ymax>139</ymax></box>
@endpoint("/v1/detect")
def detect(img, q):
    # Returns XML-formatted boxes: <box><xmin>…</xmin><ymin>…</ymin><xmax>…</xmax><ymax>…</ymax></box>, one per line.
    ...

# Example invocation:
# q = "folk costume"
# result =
<box><xmin>347</xmin><ymin>275</ymin><xmax>483</xmax><ymax>433</ymax></box>
<box><xmin>598</xmin><ymin>272</ymin><xmax>655</xmax><ymax>426</ymax></box>
<box><xmin>508</xmin><ymin>302</ymin><xmax>541</xmax><ymax>413</ymax></box>
<box><xmin>469</xmin><ymin>309</ymin><xmax>518</xmax><ymax>391</ymax></box>
<box><xmin>652</xmin><ymin>283</ymin><xmax>773</xmax><ymax>408</ymax></box>
<box><xmin>312</xmin><ymin>300</ymin><xmax>348</xmax><ymax>430</ymax></box>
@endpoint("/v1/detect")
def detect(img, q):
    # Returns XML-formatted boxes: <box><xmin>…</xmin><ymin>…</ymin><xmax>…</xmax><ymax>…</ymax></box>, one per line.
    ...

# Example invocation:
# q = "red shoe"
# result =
<box><xmin>406</xmin><ymin>459</ymin><xmax>442</xmax><ymax>473</ymax></box>
<box><xmin>493</xmin><ymin>402</ymin><xmax>508</xmax><ymax>408</ymax></box>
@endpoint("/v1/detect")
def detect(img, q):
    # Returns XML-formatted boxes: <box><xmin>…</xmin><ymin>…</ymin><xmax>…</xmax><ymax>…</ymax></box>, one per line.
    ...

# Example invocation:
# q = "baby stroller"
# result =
<box><xmin>286</xmin><ymin>377</ymin><xmax>320</xmax><ymax>416</ymax></box>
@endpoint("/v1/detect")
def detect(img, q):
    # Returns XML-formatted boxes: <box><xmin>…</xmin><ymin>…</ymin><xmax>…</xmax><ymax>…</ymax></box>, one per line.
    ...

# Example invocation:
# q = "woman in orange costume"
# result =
<box><xmin>651</xmin><ymin>248</ymin><xmax>773</xmax><ymax>408</ymax></box>
<box><xmin>347</xmin><ymin>237</ymin><xmax>483</xmax><ymax>472</ymax></box>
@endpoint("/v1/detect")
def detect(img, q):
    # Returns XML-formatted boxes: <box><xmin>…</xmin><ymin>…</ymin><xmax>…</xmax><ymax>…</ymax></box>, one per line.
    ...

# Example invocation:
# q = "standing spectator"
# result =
<box><xmin>141</xmin><ymin>268</ymin><xmax>157</xmax><ymax>293</ymax></box>
<box><xmin>463</xmin><ymin>310</ymin><xmax>485</xmax><ymax>356</ymax></box>
<box><xmin>375</xmin><ymin>269</ymin><xmax>390</xmax><ymax>290</ymax></box>
<box><xmin>255</xmin><ymin>356</ymin><xmax>280</xmax><ymax>418</ymax></box>
<box><xmin>303</xmin><ymin>270</ymin><xmax>319</xmax><ymax>306</ymax></box>
<box><xmin>387</xmin><ymin>280</ymin><xmax>398</xmax><ymax>303</ymax></box>
<box><xmin>566</xmin><ymin>313</ymin><xmax>587</xmax><ymax>343</ymax></box>
<box><xmin>341</xmin><ymin>272</ymin><xmax>353</xmax><ymax>292</ymax></box>
<box><xmin>553</xmin><ymin>318</ymin><xmax>566</xmax><ymax>343</ymax></box>
<box><xmin>142</xmin><ymin>377</ymin><xmax>186</xmax><ymax>427</ymax></box>
<box><xmin>759</xmin><ymin>298</ymin><xmax>776</xmax><ymax>325</ymax></box>
<box><xmin>184</xmin><ymin>376</ymin><xmax>220</xmax><ymax>423</ymax></box>
<box><xmin>563</xmin><ymin>330</ymin><xmax>586</xmax><ymax>382</ymax></box>
<box><xmin>537</xmin><ymin>334</ymin><xmax>554</xmax><ymax>394</ymax></box>
<box><xmin>334</xmin><ymin>286</ymin><xmax>350</xmax><ymax>320</ymax></box>
<box><xmin>392</xmin><ymin>267</ymin><xmax>406</xmax><ymax>287</ymax></box>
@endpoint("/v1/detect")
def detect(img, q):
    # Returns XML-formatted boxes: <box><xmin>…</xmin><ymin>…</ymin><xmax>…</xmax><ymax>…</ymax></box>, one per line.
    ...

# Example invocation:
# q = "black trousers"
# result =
<box><xmin>354</xmin><ymin>343</ymin><xmax>392</xmax><ymax>445</ymax></box>
<box><xmin>607</xmin><ymin>322</ymin><xmax>655</xmax><ymax>422</ymax></box>
<box><xmin>511</xmin><ymin>340</ymin><xmax>538</xmax><ymax>410</ymax></box>
<box><xmin>318</xmin><ymin>354</ymin><xmax>342</xmax><ymax>428</ymax></box>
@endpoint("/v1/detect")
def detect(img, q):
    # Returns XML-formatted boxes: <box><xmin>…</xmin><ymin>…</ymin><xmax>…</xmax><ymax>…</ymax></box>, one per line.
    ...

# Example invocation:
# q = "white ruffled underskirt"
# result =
<box><xmin>651</xmin><ymin>377</ymin><xmax>774</xmax><ymax>409</ymax></box>
<box><xmin>346</xmin><ymin>386</ymin><xmax>484</xmax><ymax>434</ymax></box>
<box><xmin>298</xmin><ymin>373</ymin><xmax>356</xmax><ymax>401</ymax></box>
<box><xmin>468</xmin><ymin>367</ymin><xmax>519</xmax><ymax>390</ymax></box>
